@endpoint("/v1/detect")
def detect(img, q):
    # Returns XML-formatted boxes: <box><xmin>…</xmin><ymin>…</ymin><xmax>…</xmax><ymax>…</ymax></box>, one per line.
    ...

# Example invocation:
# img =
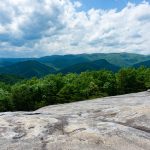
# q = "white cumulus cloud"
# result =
<box><xmin>0</xmin><ymin>0</ymin><xmax>150</xmax><ymax>57</ymax></box>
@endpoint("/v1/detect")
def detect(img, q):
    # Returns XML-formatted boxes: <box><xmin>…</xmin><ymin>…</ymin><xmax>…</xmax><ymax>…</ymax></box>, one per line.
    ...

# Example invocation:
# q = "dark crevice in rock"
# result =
<box><xmin>66</xmin><ymin>128</ymin><xmax>86</xmax><ymax>135</ymax></box>
<box><xmin>99</xmin><ymin>119</ymin><xmax>150</xmax><ymax>134</ymax></box>
<box><xmin>120</xmin><ymin>123</ymin><xmax>150</xmax><ymax>134</ymax></box>
<box><xmin>23</xmin><ymin>113</ymin><xmax>42</xmax><ymax>116</ymax></box>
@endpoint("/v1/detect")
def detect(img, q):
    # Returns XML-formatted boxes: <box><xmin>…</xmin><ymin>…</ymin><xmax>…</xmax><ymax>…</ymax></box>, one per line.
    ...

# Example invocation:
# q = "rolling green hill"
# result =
<box><xmin>0</xmin><ymin>53</ymin><xmax>149</xmax><ymax>78</ymax></box>
<box><xmin>79</xmin><ymin>53</ymin><xmax>150</xmax><ymax>67</ymax></box>
<box><xmin>59</xmin><ymin>59</ymin><xmax>120</xmax><ymax>74</ymax></box>
<box><xmin>0</xmin><ymin>58</ymin><xmax>33</xmax><ymax>67</ymax></box>
<box><xmin>0</xmin><ymin>60</ymin><xmax>55</xmax><ymax>78</ymax></box>
<box><xmin>1</xmin><ymin>53</ymin><xmax>150</xmax><ymax>70</ymax></box>
<box><xmin>38</xmin><ymin>55</ymin><xmax>89</xmax><ymax>70</ymax></box>
<box><xmin>38</xmin><ymin>53</ymin><xmax>150</xmax><ymax>69</ymax></box>
<box><xmin>133</xmin><ymin>60</ymin><xmax>150</xmax><ymax>68</ymax></box>
<box><xmin>0</xmin><ymin>74</ymin><xmax>24</xmax><ymax>84</ymax></box>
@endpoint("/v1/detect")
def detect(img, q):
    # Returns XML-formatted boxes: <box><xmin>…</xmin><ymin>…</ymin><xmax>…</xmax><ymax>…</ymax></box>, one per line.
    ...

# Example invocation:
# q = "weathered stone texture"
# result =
<box><xmin>0</xmin><ymin>91</ymin><xmax>150</xmax><ymax>150</ymax></box>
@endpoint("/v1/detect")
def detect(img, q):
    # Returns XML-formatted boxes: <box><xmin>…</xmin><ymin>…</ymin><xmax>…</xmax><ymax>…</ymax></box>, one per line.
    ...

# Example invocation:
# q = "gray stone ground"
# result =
<box><xmin>0</xmin><ymin>91</ymin><xmax>150</xmax><ymax>150</ymax></box>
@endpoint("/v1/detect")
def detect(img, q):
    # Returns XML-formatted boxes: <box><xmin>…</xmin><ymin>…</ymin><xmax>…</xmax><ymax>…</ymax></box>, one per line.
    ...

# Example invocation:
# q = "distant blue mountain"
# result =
<box><xmin>0</xmin><ymin>53</ymin><xmax>149</xmax><ymax>78</ymax></box>
<box><xmin>133</xmin><ymin>60</ymin><xmax>150</xmax><ymax>68</ymax></box>
<box><xmin>38</xmin><ymin>53</ymin><xmax>150</xmax><ymax>69</ymax></box>
<box><xmin>59</xmin><ymin>59</ymin><xmax>120</xmax><ymax>74</ymax></box>
<box><xmin>1</xmin><ymin>53</ymin><xmax>150</xmax><ymax>69</ymax></box>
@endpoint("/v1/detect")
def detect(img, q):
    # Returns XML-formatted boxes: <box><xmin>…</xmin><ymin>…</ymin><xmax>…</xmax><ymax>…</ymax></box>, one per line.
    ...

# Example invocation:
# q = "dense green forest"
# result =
<box><xmin>0</xmin><ymin>67</ymin><xmax>150</xmax><ymax>112</ymax></box>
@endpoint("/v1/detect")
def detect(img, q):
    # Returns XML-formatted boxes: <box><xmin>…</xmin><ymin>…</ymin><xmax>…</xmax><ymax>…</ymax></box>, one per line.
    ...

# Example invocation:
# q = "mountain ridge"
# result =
<box><xmin>0</xmin><ymin>60</ymin><xmax>55</xmax><ymax>78</ymax></box>
<box><xmin>59</xmin><ymin>59</ymin><xmax>120</xmax><ymax>74</ymax></box>
<box><xmin>0</xmin><ymin>53</ymin><xmax>150</xmax><ymax>68</ymax></box>
<box><xmin>133</xmin><ymin>60</ymin><xmax>150</xmax><ymax>68</ymax></box>
<box><xmin>0</xmin><ymin>53</ymin><xmax>149</xmax><ymax>78</ymax></box>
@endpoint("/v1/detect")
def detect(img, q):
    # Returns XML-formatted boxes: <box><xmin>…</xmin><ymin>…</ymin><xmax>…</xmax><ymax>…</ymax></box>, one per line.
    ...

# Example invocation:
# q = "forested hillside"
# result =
<box><xmin>38</xmin><ymin>53</ymin><xmax>150</xmax><ymax>68</ymax></box>
<box><xmin>59</xmin><ymin>59</ymin><xmax>120</xmax><ymax>74</ymax></box>
<box><xmin>0</xmin><ymin>67</ymin><xmax>150</xmax><ymax>112</ymax></box>
<box><xmin>0</xmin><ymin>53</ymin><xmax>149</xmax><ymax>78</ymax></box>
<box><xmin>0</xmin><ymin>53</ymin><xmax>150</xmax><ymax>69</ymax></box>
<box><xmin>133</xmin><ymin>60</ymin><xmax>150</xmax><ymax>68</ymax></box>
<box><xmin>0</xmin><ymin>60</ymin><xmax>56</xmax><ymax>78</ymax></box>
<box><xmin>0</xmin><ymin>74</ymin><xmax>24</xmax><ymax>84</ymax></box>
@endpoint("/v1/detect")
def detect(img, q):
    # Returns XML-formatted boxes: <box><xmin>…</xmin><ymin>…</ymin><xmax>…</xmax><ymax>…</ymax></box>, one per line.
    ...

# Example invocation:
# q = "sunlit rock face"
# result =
<box><xmin>0</xmin><ymin>91</ymin><xmax>150</xmax><ymax>150</ymax></box>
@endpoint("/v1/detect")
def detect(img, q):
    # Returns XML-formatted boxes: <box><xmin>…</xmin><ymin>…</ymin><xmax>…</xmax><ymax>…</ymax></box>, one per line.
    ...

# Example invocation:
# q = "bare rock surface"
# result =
<box><xmin>0</xmin><ymin>91</ymin><xmax>150</xmax><ymax>150</ymax></box>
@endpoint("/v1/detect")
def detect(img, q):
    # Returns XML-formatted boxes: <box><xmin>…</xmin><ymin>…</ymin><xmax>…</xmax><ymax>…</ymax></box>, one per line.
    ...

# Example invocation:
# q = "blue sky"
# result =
<box><xmin>0</xmin><ymin>0</ymin><xmax>150</xmax><ymax>57</ymax></box>
<box><xmin>74</xmin><ymin>0</ymin><xmax>147</xmax><ymax>10</ymax></box>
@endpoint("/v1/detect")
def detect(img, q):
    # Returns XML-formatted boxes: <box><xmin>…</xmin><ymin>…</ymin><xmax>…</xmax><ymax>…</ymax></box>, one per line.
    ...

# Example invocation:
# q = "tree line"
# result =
<box><xmin>0</xmin><ymin>67</ymin><xmax>150</xmax><ymax>112</ymax></box>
